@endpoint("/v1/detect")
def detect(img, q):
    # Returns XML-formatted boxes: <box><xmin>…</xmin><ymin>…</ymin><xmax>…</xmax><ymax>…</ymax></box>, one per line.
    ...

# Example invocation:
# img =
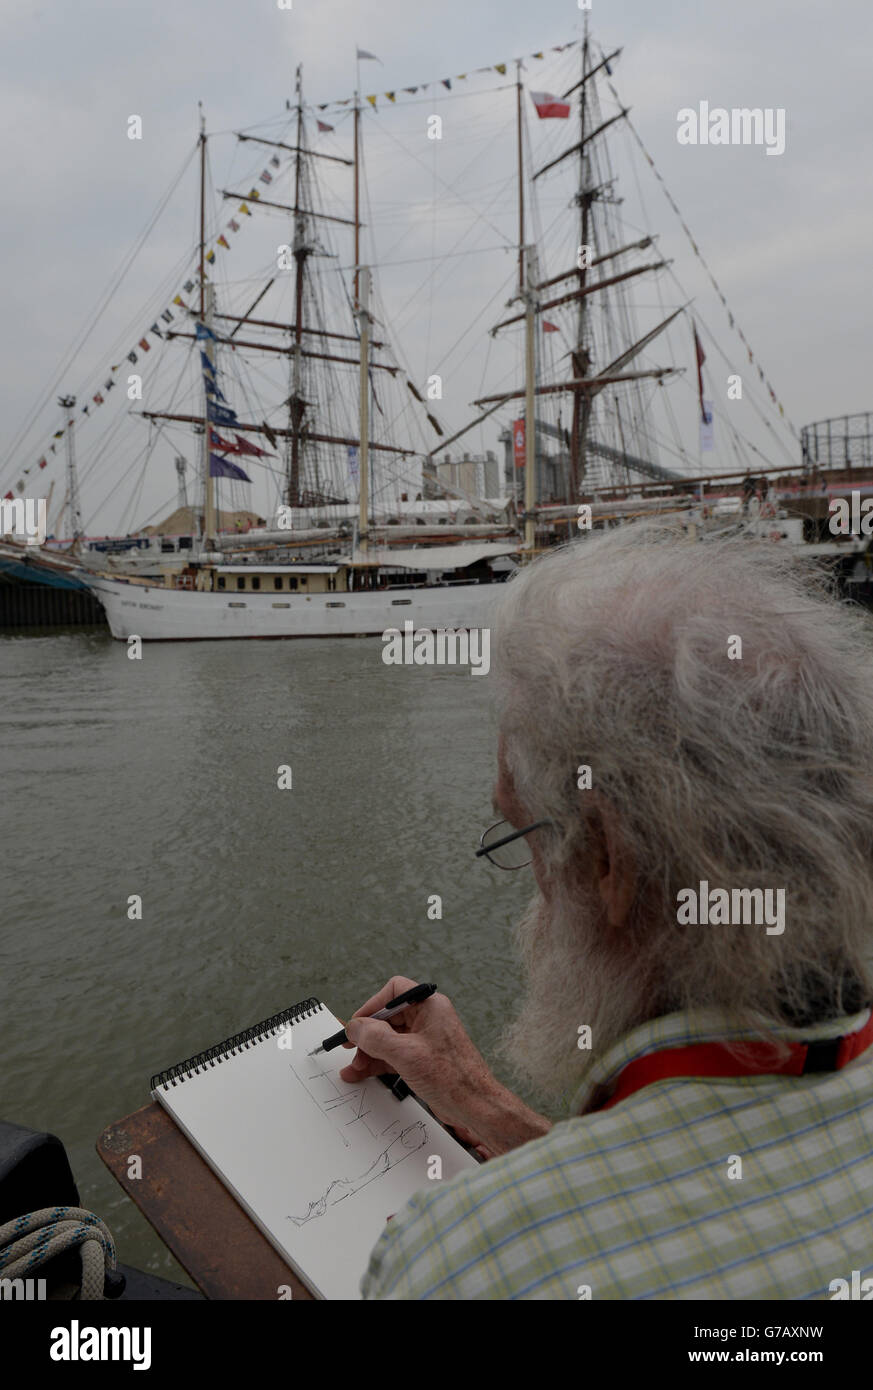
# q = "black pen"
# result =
<box><xmin>308</xmin><ymin>982</ymin><xmax>438</xmax><ymax>1055</ymax></box>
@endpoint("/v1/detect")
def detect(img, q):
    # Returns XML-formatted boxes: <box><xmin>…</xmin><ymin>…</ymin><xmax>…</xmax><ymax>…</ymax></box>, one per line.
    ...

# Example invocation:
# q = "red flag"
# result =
<box><xmin>317</xmin><ymin>119</ymin><xmax>334</xmax><ymax>133</ymax></box>
<box><xmin>38</xmin><ymin>458</ymin><xmax>47</xmax><ymax>469</ymax></box>
<box><xmin>693</xmin><ymin>324</ymin><xmax>706</xmax><ymax>421</ymax></box>
<box><xmin>542</xmin><ymin>320</ymin><xmax>559</xmax><ymax>333</ymax></box>
<box><xmin>530</xmin><ymin>91</ymin><xmax>571</xmax><ymax>119</ymax></box>
<box><xmin>209</xmin><ymin>429</ymin><xmax>240</xmax><ymax>454</ymax></box>
<box><xmin>3</xmin><ymin>491</ymin><xmax>12</xmax><ymax>500</ymax></box>
<box><xmin>233</xmin><ymin>433</ymin><xmax>272</xmax><ymax>458</ymax></box>
<box><xmin>512</xmin><ymin>418</ymin><xmax>526</xmax><ymax>468</ymax></box>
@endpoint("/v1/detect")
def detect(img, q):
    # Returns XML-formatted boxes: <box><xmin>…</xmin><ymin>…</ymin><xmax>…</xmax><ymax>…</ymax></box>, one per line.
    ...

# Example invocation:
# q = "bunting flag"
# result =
<box><xmin>531</xmin><ymin>91</ymin><xmax>570</xmax><ymax>119</ymax></box>
<box><xmin>366</xmin><ymin>94</ymin><xmax>377</xmax><ymax>108</ymax></box>
<box><xmin>259</xmin><ymin>170</ymin><xmax>273</xmax><ymax>184</ymax></box>
<box><xmin>216</xmin><ymin>235</ymin><xmax>230</xmax><ymax>249</ymax></box>
<box><xmin>195</xmin><ymin>322</ymin><xmax>218</xmax><ymax>343</ymax></box>
<box><xmin>209</xmin><ymin>428</ymin><xmax>241</xmax><ymax>453</ymax></box>
<box><xmin>542</xmin><ymin>320</ymin><xmax>559</xmax><ymax>333</ymax></box>
<box><xmin>53</xmin><ymin>430</ymin><xmax>64</xmax><ymax>439</ymax></box>
<box><xmin>693</xmin><ymin>323</ymin><xmax>706</xmax><ymax>422</ymax></box>
<box><xmin>161</xmin><ymin>309</ymin><xmax>173</xmax><ymax>322</ymax></box>
<box><xmin>104</xmin><ymin>379</ymin><xmax>115</xmax><ymax>391</ymax></box>
<box><xmin>317</xmin><ymin>119</ymin><xmax>334</xmax><ymax>132</ymax></box>
<box><xmin>600</xmin><ymin>54</ymin><xmax>796</xmax><ymax>437</ymax></box>
<box><xmin>357</xmin><ymin>48</ymin><xmax>381</xmax><ymax>61</ymax></box>
<box><xmin>232</xmin><ymin>433</ymin><xmax>272</xmax><ymax>458</ymax></box>
<box><xmin>270</xmin><ymin>155</ymin><xmax>281</xmax><ymax>167</ymax></box>
<box><xmin>227</xmin><ymin>218</ymin><xmax>240</xmax><ymax>232</ymax></box>
<box><xmin>128</xmin><ymin>350</ymin><xmax>138</xmax><ymax>363</ymax></box>
<box><xmin>403</xmin><ymin>87</ymin><xmax>418</xmax><ymax>95</ymax></box>
<box><xmin>700</xmin><ymin>400</ymin><xmax>714</xmax><ymax>452</ymax></box>
<box><xmin>172</xmin><ymin>294</ymin><xmax>186</xmax><ymax>307</ymax></box>
<box><xmin>442</xmin><ymin>79</ymin><xmax>451</xmax><ymax>90</ymax></box>
<box><xmin>207</xmin><ymin>400</ymin><xmax>239</xmax><ymax>427</ymax></box>
<box><xmin>494</xmin><ymin>63</ymin><xmax>507</xmax><ymax>75</ymax></box>
<box><xmin>93</xmin><ymin>392</ymin><xmax>104</xmax><ymax>406</ymax></box>
<box><xmin>209</xmin><ymin>454</ymin><xmax>251</xmax><ymax>482</ymax></box>
<box><xmin>238</xmin><ymin>202</ymin><xmax>252</xmax><ymax>216</ymax></box>
<box><xmin>385</xmin><ymin>92</ymin><xmax>396</xmax><ymax>102</ymax></box>
<box><xmin>38</xmin><ymin>458</ymin><xmax>46</xmax><ymax>470</ymax></box>
<box><xmin>183</xmin><ymin>279</ymin><xmax>196</xmax><ymax>292</ymax></box>
<box><xmin>149</xmin><ymin>323</ymin><xmax>162</xmax><ymax>336</ymax></box>
<box><xmin>205</xmin><ymin>250</ymin><xmax>216</xmax><ymax>263</ymax></box>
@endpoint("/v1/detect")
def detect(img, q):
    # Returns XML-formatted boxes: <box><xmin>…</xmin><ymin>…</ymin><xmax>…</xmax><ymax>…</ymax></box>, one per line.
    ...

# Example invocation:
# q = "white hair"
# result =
<box><xmin>493</xmin><ymin>523</ymin><xmax>873</xmax><ymax>1093</ymax></box>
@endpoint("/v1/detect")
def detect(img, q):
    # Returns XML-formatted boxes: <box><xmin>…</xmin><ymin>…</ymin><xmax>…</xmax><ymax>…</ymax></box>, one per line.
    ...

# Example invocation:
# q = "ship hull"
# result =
<box><xmin>84</xmin><ymin>575</ymin><xmax>504</xmax><ymax>640</ymax></box>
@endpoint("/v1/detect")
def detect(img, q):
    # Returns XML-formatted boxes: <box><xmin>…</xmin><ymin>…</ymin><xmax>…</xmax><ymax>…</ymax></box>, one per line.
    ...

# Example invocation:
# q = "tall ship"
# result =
<box><xmin>5</xmin><ymin>26</ymin><xmax>871</xmax><ymax>636</ymax></box>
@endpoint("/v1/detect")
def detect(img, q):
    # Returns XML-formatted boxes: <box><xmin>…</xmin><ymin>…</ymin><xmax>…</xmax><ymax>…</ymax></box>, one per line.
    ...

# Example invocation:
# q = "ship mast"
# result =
<box><xmin>288</xmin><ymin>64</ymin><xmax>310</xmax><ymax>508</ymax></box>
<box><xmin>523</xmin><ymin>249</ymin><xmax>536</xmax><ymax>552</ymax></box>
<box><xmin>58</xmin><ymin>394</ymin><xmax>81</xmax><ymax>548</ymax></box>
<box><xmin>198</xmin><ymin>106</ymin><xmax>216</xmax><ymax>547</ymax></box>
<box><xmin>516</xmin><ymin>61</ymin><xmax>525</xmax><ymax>293</ymax></box>
<box><xmin>357</xmin><ymin>266</ymin><xmax>370</xmax><ymax>553</ymax></box>
<box><xmin>571</xmin><ymin>31</ymin><xmax>591</xmax><ymax>499</ymax></box>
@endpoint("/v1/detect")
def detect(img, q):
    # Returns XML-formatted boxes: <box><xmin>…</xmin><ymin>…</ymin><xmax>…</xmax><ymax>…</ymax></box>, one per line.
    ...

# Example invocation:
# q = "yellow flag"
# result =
<box><xmin>385</xmin><ymin>91</ymin><xmax>396</xmax><ymax>102</ymax></box>
<box><xmin>239</xmin><ymin>202</ymin><xmax>251</xmax><ymax>215</ymax></box>
<box><xmin>366</xmin><ymin>94</ymin><xmax>377</xmax><ymax>107</ymax></box>
<box><xmin>494</xmin><ymin>63</ymin><xmax>507</xmax><ymax>75</ymax></box>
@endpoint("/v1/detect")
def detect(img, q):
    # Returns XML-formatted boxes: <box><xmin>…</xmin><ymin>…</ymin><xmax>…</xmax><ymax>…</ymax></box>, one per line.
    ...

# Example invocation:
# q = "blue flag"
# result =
<box><xmin>195</xmin><ymin>322</ymin><xmax>218</xmax><ymax>342</ymax></box>
<box><xmin>207</xmin><ymin>401</ymin><xmax>238</xmax><ymax>427</ymax></box>
<box><xmin>209</xmin><ymin>454</ymin><xmax>251</xmax><ymax>482</ymax></box>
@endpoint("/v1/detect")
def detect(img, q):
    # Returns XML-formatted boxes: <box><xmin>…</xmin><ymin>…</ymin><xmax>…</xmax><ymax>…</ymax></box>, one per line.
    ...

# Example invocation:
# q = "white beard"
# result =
<box><xmin>496</xmin><ymin>888</ymin><xmax>649</xmax><ymax>1110</ymax></box>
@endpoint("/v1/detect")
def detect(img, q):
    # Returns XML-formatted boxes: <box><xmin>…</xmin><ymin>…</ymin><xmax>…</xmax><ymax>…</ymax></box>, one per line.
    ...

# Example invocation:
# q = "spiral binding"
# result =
<box><xmin>150</xmin><ymin>997</ymin><xmax>323</xmax><ymax>1091</ymax></box>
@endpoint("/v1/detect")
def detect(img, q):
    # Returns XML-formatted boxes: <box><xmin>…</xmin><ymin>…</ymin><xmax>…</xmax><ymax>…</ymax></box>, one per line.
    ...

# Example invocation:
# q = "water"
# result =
<box><xmin>0</xmin><ymin>629</ymin><xmax>533</xmax><ymax>1284</ymax></box>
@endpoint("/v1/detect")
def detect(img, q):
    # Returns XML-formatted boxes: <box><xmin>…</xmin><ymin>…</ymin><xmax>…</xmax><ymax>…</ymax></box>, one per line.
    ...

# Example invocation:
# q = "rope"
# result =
<box><xmin>0</xmin><ymin>1206</ymin><xmax>116</xmax><ymax>1300</ymax></box>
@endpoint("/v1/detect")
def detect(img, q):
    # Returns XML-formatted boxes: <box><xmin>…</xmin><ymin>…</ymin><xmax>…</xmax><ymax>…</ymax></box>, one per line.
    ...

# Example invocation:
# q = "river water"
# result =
<box><xmin>0</xmin><ymin>628</ymin><xmax>534</xmax><ymax>1284</ymax></box>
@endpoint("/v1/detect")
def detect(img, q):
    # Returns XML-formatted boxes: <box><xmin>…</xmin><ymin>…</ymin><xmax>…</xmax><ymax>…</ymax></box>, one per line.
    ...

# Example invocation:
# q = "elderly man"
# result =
<box><xmin>342</xmin><ymin>524</ymin><xmax>873</xmax><ymax>1300</ymax></box>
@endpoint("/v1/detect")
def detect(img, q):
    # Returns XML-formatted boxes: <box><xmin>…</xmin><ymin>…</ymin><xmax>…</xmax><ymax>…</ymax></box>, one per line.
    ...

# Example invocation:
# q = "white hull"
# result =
<box><xmin>85</xmin><ymin>575</ymin><xmax>504</xmax><ymax>640</ymax></box>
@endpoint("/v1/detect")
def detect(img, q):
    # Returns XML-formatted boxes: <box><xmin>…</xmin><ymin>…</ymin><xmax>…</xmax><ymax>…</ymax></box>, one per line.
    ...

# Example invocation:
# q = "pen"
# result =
<box><xmin>308</xmin><ymin>982</ymin><xmax>438</xmax><ymax>1055</ymax></box>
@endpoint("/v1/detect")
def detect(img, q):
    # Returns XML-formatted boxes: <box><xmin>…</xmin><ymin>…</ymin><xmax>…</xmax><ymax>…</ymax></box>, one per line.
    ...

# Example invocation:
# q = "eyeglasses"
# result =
<box><xmin>476</xmin><ymin>818</ymin><xmax>553</xmax><ymax>870</ymax></box>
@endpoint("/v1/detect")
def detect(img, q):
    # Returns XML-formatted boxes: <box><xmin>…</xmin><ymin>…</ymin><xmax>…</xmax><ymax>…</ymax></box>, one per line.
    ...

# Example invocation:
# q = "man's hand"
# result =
<box><xmin>338</xmin><ymin>976</ymin><xmax>552</xmax><ymax>1157</ymax></box>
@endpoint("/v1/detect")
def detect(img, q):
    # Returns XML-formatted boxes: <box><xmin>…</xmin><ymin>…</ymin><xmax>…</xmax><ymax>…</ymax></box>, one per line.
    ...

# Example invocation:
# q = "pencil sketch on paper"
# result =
<box><xmin>287</xmin><ymin>1121</ymin><xmax>428</xmax><ymax>1227</ymax></box>
<box><xmin>289</xmin><ymin>1058</ymin><xmax>385</xmax><ymax>1147</ymax></box>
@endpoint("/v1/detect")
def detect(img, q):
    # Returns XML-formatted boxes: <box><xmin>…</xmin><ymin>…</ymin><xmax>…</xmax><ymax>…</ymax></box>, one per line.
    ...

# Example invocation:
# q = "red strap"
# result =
<box><xmin>595</xmin><ymin>1011</ymin><xmax>873</xmax><ymax>1112</ymax></box>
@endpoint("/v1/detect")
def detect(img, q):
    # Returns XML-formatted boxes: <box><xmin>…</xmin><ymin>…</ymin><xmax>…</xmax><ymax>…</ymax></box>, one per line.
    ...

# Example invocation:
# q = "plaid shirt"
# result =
<box><xmin>361</xmin><ymin>1008</ymin><xmax>873</xmax><ymax>1300</ymax></box>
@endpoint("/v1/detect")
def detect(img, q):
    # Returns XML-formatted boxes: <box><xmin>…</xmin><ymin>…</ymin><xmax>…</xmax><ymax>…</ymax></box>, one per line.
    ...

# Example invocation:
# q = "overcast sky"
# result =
<box><xmin>1</xmin><ymin>0</ymin><xmax>870</xmax><ymax>533</ymax></box>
